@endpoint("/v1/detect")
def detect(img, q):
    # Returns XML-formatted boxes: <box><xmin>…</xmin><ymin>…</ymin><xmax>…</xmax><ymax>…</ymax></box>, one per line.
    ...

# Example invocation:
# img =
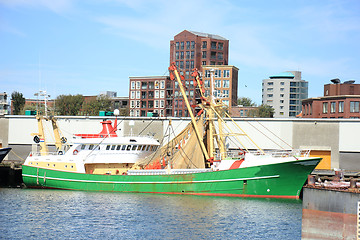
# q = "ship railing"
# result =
<box><xmin>127</xmin><ymin>168</ymin><xmax>212</xmax><ymax>176</ymax></box>
<box><xmin>216</xmin><ymin>149</ymin><xmax>311</xmax><ymax>159</ymax></box>
<box><xmin>28</xmin><ymin>151</ymin><xmax>63</xmax><ymax>157</ymax></box>
<box><xmin>248</xmin><ymin>149</ymin><xmax>311</xmax><ymax>158</ymax></box>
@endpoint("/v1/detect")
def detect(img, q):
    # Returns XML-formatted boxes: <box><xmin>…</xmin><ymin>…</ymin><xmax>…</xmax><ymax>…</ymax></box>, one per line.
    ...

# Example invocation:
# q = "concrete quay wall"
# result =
<box><xmin>1</xmin><ymin>115</ymin><xmax>360</xmax><ymax>171</ymax></box>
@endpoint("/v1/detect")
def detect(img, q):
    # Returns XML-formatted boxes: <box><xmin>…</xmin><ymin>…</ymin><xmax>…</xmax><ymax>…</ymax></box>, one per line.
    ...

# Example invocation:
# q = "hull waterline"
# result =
<box><xmin>22</xmin><ymin>158</ymin><xmax>321</xmax><ymax>199</ymax></box>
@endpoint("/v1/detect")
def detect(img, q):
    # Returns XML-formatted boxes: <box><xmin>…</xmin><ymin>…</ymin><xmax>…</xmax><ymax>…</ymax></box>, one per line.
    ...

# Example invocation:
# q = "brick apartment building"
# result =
<box><xmin>302</xmin><ymin>80</ymin><xmax>360</xmax><ymax>118</ymax></box>
<box><xmin>129</xmin><ymin>30</ymin><xmax>238</xmax><ymax>117</ymax></box>
<box><xmin>129</xmin><ymin>76</ymin><xmax>170</xmax><ymax>117</ymax></box>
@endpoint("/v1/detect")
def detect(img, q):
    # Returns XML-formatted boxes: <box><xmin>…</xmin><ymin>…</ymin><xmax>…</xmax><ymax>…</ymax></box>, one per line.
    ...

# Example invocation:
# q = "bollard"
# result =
<box><xmin>307</xmin><ymin>175</ymin><xmax>315</xmax><ymax>187</ymax></box>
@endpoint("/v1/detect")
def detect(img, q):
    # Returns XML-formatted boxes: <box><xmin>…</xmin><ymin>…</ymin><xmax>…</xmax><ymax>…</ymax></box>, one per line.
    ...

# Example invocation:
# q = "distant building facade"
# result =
<box><xmin>127</xmin><ymin>30</ymin><xmax>237</xmax><ymax>118</ymax></box>
<box><xmin>202</xmin><ymin>65</ymin><xmax>238</xmax><ymax>108</ymax></box>
<box><xmin>302</xmin><ymin>80</ymin><xmax>360</xmax><ymax>118</ymax></box>
<box><xmin>0</xmin><ymin>92</ymin><xmax>9</xmax><ymax>115</ymax></box>
<box><xmin>230</xmin><ymin>106</ymin><xmax>258</xmax><ymax>117</ymax></box>
<box><xmin>262</xmin><ymin>71</ymin><xmax>308</xmax><ymax>118</ymax></box>
<box><xmin>169</xmin><ymin>30</ymin><xmax>230</xmax><ymax>117</ymax></box>
<box><xmin>128</xmin><ymin>76</ymin><xmax>170</xmax><ymax>117</ymax></box>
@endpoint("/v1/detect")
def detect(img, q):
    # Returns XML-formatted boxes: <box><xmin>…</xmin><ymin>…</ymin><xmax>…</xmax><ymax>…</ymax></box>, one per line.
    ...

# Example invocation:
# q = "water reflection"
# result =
<box><xmin>1</xmin><ymin>189</ymin><xmax>303</xmax><ymax>239</ymax></box>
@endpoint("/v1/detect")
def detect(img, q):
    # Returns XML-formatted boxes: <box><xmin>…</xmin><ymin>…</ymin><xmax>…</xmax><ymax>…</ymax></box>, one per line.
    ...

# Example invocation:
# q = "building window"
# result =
<box><xmin>131</xmin><ymin>81</ymin><xmax>135</xmax><ymax>89</ymax></box>
<box><xmin>280</xmin><ymin>94</ymin><xmax>284</xmax><ymax>97</ymax></box>
<box><xmin>180</xmin><ymin>42</ymin><xmax>184</xmax><ymax>49</ymax></box>
<box><xmin>223</xmin><ymin>70</ymin><xmax>230</xmax><ymax>78</ymax></box>
<box><xmin>338</xmin><ymin>101</ymin><xmax>344</xmax><ymax>113</ymax></box>
<box><xmin>280</xmin><ymin>82</ymin><xmax>284</xmax><ymax>85</ymax></box>
<box><xmin>204</xmin><ymin>80</ymin><xmax>210</xmax><ymax>88</ymax></box>
<box><xmin>191</xmin><ymin>51</ymin><xmax>194</xmax><ymax>59</ymax></box>
<box><xmin>267</xmin><ymin>94</ymin><xmax>273</xmax><ymax>97</ymax></box>
<box><xmin>180</xmin><ymin>51</ymin><xmax>184</xmax><ymax>59</ymax></box>
<box><xmin>267</xmin><ymin>82</ymin><xmax>273</xmax><ymax>85</ymax></box>
<box><xmin>155</xmin><ymin>90</ymin><xmax>159</xmax><ymax>98</ymax></box>
<box><xmin>202</xmin><ymin>61</ymin><xmax>206</xmax><ymax>65</ymax></box>
<box><xmin>186</xmin><ymin>61</ymin><xmax>190</xmax><ymax>69</ymax></box>
<box><xmin>350</xmin><ymin>101</ymin><xmax>359</xmax><ymax>113</ymax></box>
<box><xmin>218</xmin><ymin>42</ymin><xmax>223</xmax><ymax>50</ymax></box>
<box><xmin>160</xmin><ymin>80</ymin><xmax>165</xmax><ymax>89</ymax></box>
<box><xmin>214</xmin><ymin>69</ymin><xmax>221</xmax><ymax>77</ymax></box>
<box><xmin>136</xmin><ymin>91</ymin><xmax>140</xmax><ymax>99</ymax></box>
<box><xmin>290</xmin><ymin>82</ymin><xmax>297</xmax><ymax>87</ymax></box>
<box><xmin>186</xmin><ymin>41</ymin><xmax>190</xmax><ymax>49</ymax></box>
<box><xmin>201</xmin><ymin>51</ymin><xmax>206</xmax><ymax>58</ymax></box>
<box><xmin>202</xmin><ymin>41</ymin><xmax>207</xmax><ymax>49</ymax></box>
<box><xmin>175</xmin><ymin>42</ymin><xmax>179</xmax><ymax>50</ymax></box>
<box><xmin>280</xmin><ymin>100</ymin><xmax>284</xmax><ymax>103</ymax></box>
<box><xmin>211</xmin><ymin>41</ymin><xmax>217</xmax><ymax>49</ymax></box>
<box><xmin>175</xmin><ymin>52</ymin><xmax>179</xmax><ymax>60</ymax></box>
<box><xmin>190</xmin><ymin>61</ymin><xmax>194</xmax><ymax>69</ymax></box>
<box><xmin>223</xmin><ymin>90</ymin><xmax>229</xmax><ymax>97</ymax></box>
<box><xmin>191</xmin><ymin>41</ymin><xmax>195</xmax><ymax>49</ymax></box>
<box><xmin>130</xmin><ymin>91</ymin><xmax>135</xmax><ymax>99</ymax></box>
<box><xmin>211</xmin><ymin>51</ymin><xmax>216</xmax><ymax>59</ymax></box>
<box><xmin>330</xmin><ymin>102</ymin><xmax>336</xmax><ymax>113</ymax></box>
<box><xmin>180</xmin><ymin>61</ymin><xmax>184</xmax><ymax>69</ymax></box>
<box><xmin>215</xmin><ymin>80</ymin><xmax>221</xmax><ymax>88</ymax></box>
<box><xmin>280</xmin><ymin>88</ymin><xmax>284</xmax><ymax>91</ymax></box>
<box><xmin>223</xmin><ymin>80</ymin><xmax>229</xmax><ymax>88</ymax></box>
<box><xmin>322</xmin><ymin>102</ymin><xmax>328</xmax><ymax>113</ymax></box>
<box><xmin>267</xmin><ymin>88</ymin><xmax>273</xmax><ymax>91</ymax></box>
<box><xmin>218</xmin><ymin>52</ymin><xmax>223</xmax><ymax>60</ymax></box>
<box><xmin>186</xmin><ymin>51</ymin><xmax>190</xmax><ymax>59</ymax></box>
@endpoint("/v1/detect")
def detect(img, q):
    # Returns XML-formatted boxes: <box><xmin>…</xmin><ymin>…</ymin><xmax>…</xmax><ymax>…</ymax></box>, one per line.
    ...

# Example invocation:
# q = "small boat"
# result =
<box><xmin>22</xmin><ymin>64</ymin><xmax>321</xmax><ymax>199</ymax></box>
<box><xmin>0</xmin><ymin>147</ymin><xmax>11</xmax><ymax>163</ymax></box>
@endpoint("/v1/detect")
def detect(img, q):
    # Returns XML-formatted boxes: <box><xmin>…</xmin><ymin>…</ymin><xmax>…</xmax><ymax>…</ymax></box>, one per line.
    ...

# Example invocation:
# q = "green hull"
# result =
<box><xmin>22</xmin><ymin>158</ymin><xmax>321</xmax><ymax>199</ymax></box>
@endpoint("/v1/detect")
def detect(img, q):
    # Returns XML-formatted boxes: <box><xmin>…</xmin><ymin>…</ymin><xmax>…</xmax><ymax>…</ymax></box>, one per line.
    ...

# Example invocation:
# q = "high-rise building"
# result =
<box><xmin>169</xmin><ymin>30</ymin><xmax>230</xmax><ymax>117</ymax></box>
<box><xmin>262</xmin><ymin>71</ymin><xmax>308</xmax><ymax>118</ymax></box>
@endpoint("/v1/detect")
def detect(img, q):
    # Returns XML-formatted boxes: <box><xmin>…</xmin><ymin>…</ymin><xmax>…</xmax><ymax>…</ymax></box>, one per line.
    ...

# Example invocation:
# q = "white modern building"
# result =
<box><xmin>262</xmin><ymin>71</ymin><xmax>308</xmax><ymax>118</ymax></box>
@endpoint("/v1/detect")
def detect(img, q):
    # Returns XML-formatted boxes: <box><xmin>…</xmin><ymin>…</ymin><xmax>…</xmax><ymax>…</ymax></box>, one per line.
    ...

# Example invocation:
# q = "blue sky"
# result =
<box><xmin>1</xmin><ymin>0</ymin><xmax>359</xmax><ymax>105</ymax></box>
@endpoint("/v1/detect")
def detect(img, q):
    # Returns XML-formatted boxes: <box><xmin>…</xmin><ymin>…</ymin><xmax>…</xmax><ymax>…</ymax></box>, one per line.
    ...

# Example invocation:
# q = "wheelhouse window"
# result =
<box><xmin>106</xmin><ymin>145</ymin><xmax>111</xmax><ymax>150</ymax></box>
<box><xmin>132</xmin><ymin>145</ymin><xmax>137</xmax><ymax>151</ymax></box>
<box><xmin>116</xmin><ymin>145</ymin><xmax>121</xmax><ymax>150</ymax></box>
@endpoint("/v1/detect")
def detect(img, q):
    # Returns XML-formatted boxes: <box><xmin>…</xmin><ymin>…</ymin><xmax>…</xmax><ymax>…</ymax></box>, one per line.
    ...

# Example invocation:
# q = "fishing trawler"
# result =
<box><xmin>22</xmin><ymin>63</ymin><xmax>321</xmax><ymax>199</ymax></box>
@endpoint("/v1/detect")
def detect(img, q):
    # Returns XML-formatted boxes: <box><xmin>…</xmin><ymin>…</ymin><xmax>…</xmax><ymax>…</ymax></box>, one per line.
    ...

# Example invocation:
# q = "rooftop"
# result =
<box><xmin>188</xmin><ymin>30</ymin><xmax>227</xmax><ymax>41</ymax></box>
<box><xmin>269</xmin><ymin>72</ymin><xmax>295</xmax><ymax>79</ymax></box>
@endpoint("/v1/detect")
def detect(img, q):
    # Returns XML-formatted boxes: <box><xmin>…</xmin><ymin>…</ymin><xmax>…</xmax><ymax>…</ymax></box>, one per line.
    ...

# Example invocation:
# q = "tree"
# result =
<box><xmin>11</xmin><ymin>91</ymin><xmax>25</xmax><ymax>115</ymax></box>
<box><xmin>237</xmin><ymin>97</ymin><xmax>256</xmax><ymax>107</ymax></box>
<box><xmin>55</xmin><ymin>94</ymin><xmax>84</xmax><ymax>116</ymax></box>
<box><xmin>82</xmin><ymin>95</ymin><xmax>112</xmax><ymax>116</ymax></box>
<box><xmin>258</xmin><ymin>104</ymin><xmax>274</xmax><ymax>118</ymax></box>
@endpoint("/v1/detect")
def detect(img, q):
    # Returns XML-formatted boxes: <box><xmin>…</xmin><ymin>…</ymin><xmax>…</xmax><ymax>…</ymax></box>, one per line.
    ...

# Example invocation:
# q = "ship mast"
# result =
<box><xmin>168</xmin><ymin>63</ymin><xmax>210</xmax><ymax>161</ymax></box>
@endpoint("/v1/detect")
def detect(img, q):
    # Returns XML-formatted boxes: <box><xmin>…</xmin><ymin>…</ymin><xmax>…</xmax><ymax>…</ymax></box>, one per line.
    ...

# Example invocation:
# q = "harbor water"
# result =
<box><xmin>0</xmin><ymin>188</ymin><xmax>302</xmax><ymax>239</ymax></box>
